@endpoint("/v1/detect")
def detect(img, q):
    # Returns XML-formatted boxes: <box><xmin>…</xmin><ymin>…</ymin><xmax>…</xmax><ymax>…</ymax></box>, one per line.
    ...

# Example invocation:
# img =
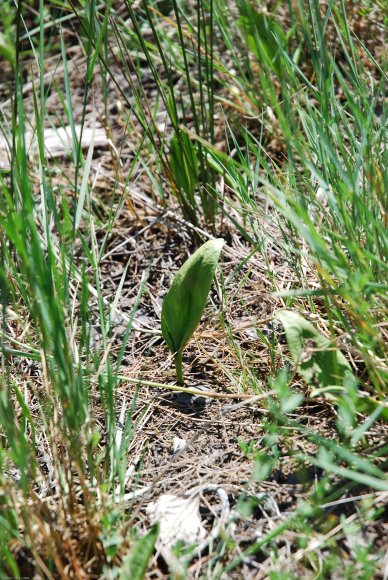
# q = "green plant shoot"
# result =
<box><xmin>161</xmin><ymin>239</ymin><xmax>224</xmax><ymax>385</ymax></box>
<box><xmin>277</xmin><ymin>310</ymin><xmax>388</xmax><ymax>421</ymax></box>
<box><xmin>277</xmin><ymin>309</ymin><xmax>352</xmax><ymax>388</ymax></box>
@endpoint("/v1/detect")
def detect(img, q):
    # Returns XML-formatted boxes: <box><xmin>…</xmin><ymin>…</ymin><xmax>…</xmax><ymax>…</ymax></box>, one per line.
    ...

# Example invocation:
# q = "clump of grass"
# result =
<box><xmin>0</xmin><ymin>3</ymin><xmax>153</xmax><ymax>575</ymax></box>
<box><xmin>116</xmin><ymin>0</ymin><xmax>218</xmax><ymax>225</ymax></box>
<box><xmin>213</xmin><ymin>1</ymin><xmax>388</xmax><ymax>390</ymax></box>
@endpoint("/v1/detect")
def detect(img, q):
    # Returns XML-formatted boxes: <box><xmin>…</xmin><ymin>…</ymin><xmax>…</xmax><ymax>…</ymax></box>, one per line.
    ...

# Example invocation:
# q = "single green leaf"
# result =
<box><xmin>277</xmin><ymin>309</ymin><xmax>352</xmax><ymax>387</ymax></box>
<box><xmin>119</xmin><ymin>524</ymin><xmax>159</xmax><ymax>580</ymax></box>
<box><xmin>161</xmin><ymin>239</ymin><xmax>224</xmax><ymax>384</ymax></box>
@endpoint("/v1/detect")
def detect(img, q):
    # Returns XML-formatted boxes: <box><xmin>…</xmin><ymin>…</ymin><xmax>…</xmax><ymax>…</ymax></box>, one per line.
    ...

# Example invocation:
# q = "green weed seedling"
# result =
<box><xmin>161</xmin><ymin>239</ymin><xmax>224</xmax><ymax>385</ymax></box>
<box><xmin>277</xmin><ymin>310</ymin><xmax>388</xmax><ymax>422</ymax></box>
<box><xmin>277</xmin><ymin>309</ymin><xmax>353</xmax><ymax>388</ymax></box>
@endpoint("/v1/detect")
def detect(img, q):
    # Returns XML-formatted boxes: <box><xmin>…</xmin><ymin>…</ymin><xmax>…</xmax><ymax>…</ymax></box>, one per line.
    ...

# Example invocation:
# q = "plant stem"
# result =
<box><xmin>175</xmin><ymin>350</ymin><xmax>184</xmax><ymax>385</ymax></box>
<box><xmin>114</xmin><ymin>375</ymin><xmax>273</xmax><ymax>400</ymax></box>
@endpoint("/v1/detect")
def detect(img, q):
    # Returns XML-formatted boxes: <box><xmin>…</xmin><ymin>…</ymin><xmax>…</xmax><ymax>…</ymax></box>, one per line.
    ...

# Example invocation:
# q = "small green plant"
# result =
<box><xmin>277</xmin><ymin>310</ymin><xmax>388</xmax><ymax>421</ymax></box>
<box><xmin>123</xmin><ymin>0</ymin><xmax>218</xmax><ymax>226</ymax></box>
<box><xmin>277</xmin><ymin>309</ymin><xmax>353</xmax><ymax>388</ymax></box>
<box><xmin>161</xmin><ymin>239</ymin><xmax>224</xmax><ymax>385</ymax></box>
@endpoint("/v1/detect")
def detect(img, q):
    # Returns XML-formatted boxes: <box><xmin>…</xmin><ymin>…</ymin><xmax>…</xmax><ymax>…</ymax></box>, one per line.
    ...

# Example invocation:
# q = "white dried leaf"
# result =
<box><xmin>172</xmin><ymin>436</ymin><xmax>187</xmax><ymax>454</ymax></box>
<box><xmin>146</xmin><ymin>492</ymin><xmax>207</xmax><ymax>564</ymax></box>
<box><xmin>316</xmin><ymin>186</ymin><xmax>329</xmax><ymax>205</ymax></box>
<box><xmin>0</xmin><ymin>124</ymin><xmax>108</xmax><ymax>169</ymax></box>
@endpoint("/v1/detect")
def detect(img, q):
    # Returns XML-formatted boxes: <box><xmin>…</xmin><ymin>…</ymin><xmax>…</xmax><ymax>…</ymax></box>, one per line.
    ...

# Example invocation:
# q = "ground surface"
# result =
<box><xmin>0</xmin><ymin>1</ymin><xmax>387</xmax><ymax>578</ymax></box>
